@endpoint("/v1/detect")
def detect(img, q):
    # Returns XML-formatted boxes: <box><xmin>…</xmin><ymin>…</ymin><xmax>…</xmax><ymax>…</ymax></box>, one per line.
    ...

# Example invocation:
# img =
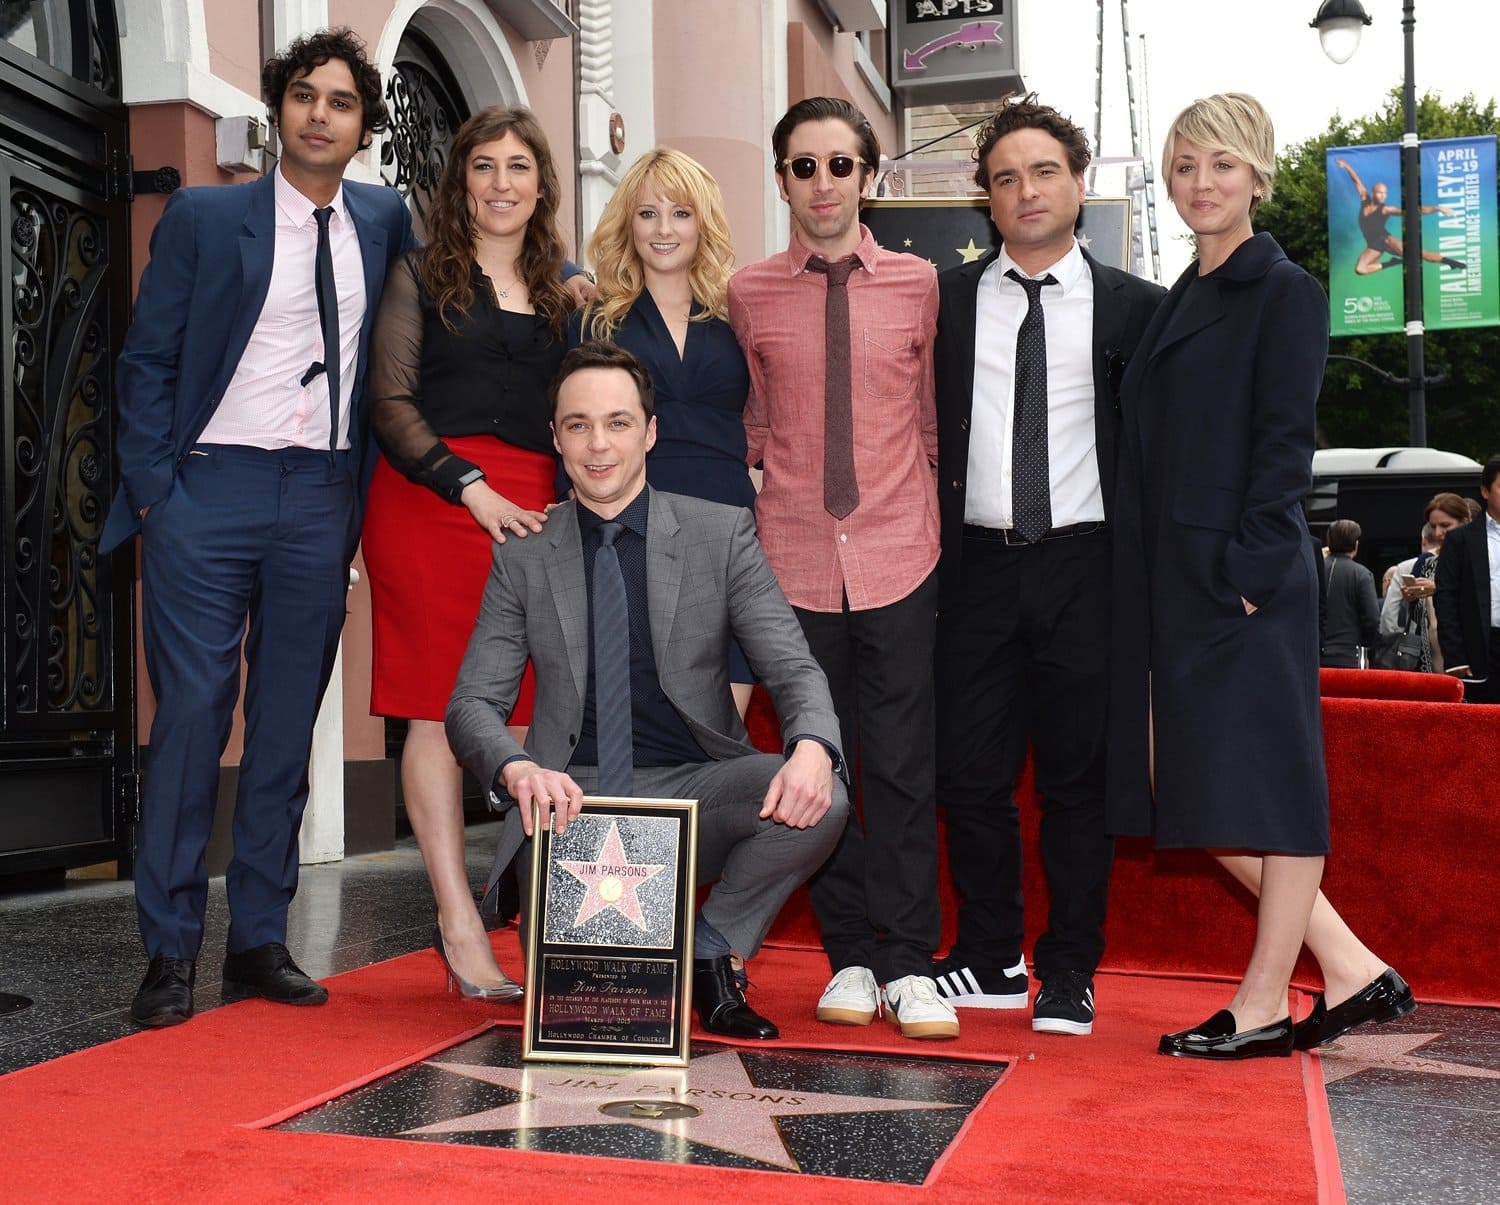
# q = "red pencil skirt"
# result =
<box><xmin>364</xmin><ymin>435</ymin><xmax>556</xmax><ymax>723</ymax></box>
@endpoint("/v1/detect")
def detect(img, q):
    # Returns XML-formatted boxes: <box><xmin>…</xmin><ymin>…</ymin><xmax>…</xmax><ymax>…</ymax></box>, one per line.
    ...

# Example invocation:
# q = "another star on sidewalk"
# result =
<box><xmin>1316</xmin><ymin>1031</ymin><xmax>1500</xmax><ymax>1085</ymax></box>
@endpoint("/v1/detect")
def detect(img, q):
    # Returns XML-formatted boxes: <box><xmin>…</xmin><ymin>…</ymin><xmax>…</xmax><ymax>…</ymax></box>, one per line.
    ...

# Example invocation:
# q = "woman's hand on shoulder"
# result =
<box><xmin>565</xmin><ymin>275</ymin><xmax>596</xmax><ymax>306</ymax></box>
<box><xmin>460</xmin><ymin>480</ymin><xmax>548</xmax><ymax>543</ymax></box>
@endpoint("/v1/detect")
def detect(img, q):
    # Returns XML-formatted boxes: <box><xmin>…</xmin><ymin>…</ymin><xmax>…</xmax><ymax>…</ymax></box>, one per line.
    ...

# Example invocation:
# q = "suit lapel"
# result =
<box><xmin>1474</xmin><ymin>521</ymin><xmax>1492</xmax><ymax>630</ymax></box>
<box><xmin>1147</xmin><ymin>268</ymin><xmax>1224</xmax><ymax>362</ymax></box>
<box><xmin>1086</xmin><ymin>253</ymin><xmax>1128</xmax><ymax>512</ymax></box>
<box><xmin>953</xmin><ymin>252</ymin><xmax>992</xmax><ymax>419</ymax></box>
<box><xmin>545</xmin><ymin>504</ymin><xmax>591</xmax><ymax>706</ymax></box>
<box><xmin>342</xmin><ymin>183</ymin><xmax>391</xmax><ymax>324</ymax></box>
<box><xmin>227</xmin><ymin>174</ymin><xmax>278</xmax><ymax>395</ymax></box>
<box><xmin>645</xmin><ymin>489</ymin><xmax>683</xmax><ymax>679</ymax></box>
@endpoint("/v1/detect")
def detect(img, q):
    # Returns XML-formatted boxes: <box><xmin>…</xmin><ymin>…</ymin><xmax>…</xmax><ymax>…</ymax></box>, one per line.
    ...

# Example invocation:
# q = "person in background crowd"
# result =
<box><xmin>730</xmin><ymin>96</ymin><xmax>954</xmax><ymax>1040</ymax></box>
<box><xmin>571</xmin><ymin>147</ymin><xmax>756</xmax><ymax>715</ymax></box>
<box><xmin>1378</xmin><ymin>522</ymin><xmax>1436</xmax><ymax>631</ymax></box>
<box><xmin>930</xmin><ymin>95</ymin><xmax>1163</xmax><ymax>1037</ymax></box>
<box><xmin>1378</xmin><ymin>493</ymin><xmax>1469</xmax><ymax>671</ymax></box>
<box><xmin>363</xmin><ymin>107</ymin><xmax>577</xmax><ymax>1000</ymax></box>
<box><xmin>106</xmin><ymin>29</ymin><xmax>415</xmax><ymax>1028</ymax></box>
<box><xmin>1436</xmin><ymin>455</ymin><xmax>1500</xmax><ymax>703</ymax></box>
<box><xmin>1320</xmin><ymin>519</ymin><xmax>1380</xmax><ymax>668</ymax></box>
<box><xmin>1108</xmin><ymin>93</ymin><xmax>1414</xmax><ymax>1062</ymax></box>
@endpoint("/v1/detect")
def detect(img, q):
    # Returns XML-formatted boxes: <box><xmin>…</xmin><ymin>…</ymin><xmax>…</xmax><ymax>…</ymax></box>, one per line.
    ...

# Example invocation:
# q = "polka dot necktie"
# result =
<box><xmin>1005</xmin><ymin>269</ymin><xmax>1057</xmax><ymax>543</ymax></box>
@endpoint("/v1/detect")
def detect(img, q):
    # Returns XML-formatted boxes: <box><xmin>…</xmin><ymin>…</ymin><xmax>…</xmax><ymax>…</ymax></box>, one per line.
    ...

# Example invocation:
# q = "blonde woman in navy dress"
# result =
<box><xmin>1107</xmin><ymin>94</ymin><xmax>1413</xmax><ymax>1060</ymax></box>
<box><xmin>570</xmin><ymin>148</ymin><xmax>756</xmax><ymax>714</ymax></box>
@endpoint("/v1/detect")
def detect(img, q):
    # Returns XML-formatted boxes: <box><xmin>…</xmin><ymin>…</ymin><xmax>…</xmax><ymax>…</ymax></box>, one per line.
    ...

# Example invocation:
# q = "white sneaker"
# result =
<box><xmin>816</xmin><ymin>965</ymin><xmax>879</xmax><ymax>1025</ymax></box>
<box><xmin>883</xmin><ymin>974</ymin><xmax>960</xmax><ymax>1040</ymax></box>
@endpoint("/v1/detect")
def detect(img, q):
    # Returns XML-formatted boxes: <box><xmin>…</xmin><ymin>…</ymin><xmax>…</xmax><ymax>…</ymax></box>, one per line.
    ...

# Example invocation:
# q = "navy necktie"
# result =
<box><xmin>313</xmin><ymin>206</ymin><xmax>340</xmax><ymax>452</ymax></box>
<box><xmin>807</xmin><ymin>254</ymin><xmax>861</xmax><ymax>519</ymax></box>
<box><xmin>1006</xmin><ymin>269</ymin><xmax>1057</xmax><ymax>543</ymax></box>
<box><xmin>593</xmin><ymin>521</ymin><xmax>633</xmax><ymax>795</ymax></box>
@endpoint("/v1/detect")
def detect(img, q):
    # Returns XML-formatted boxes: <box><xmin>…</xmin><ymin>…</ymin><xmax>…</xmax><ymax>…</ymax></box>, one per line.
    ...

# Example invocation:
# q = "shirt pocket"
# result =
<box><xmin>862</xmin><ymin>326</ymin><xmax>920</xmax><ymax>400</ymax></box>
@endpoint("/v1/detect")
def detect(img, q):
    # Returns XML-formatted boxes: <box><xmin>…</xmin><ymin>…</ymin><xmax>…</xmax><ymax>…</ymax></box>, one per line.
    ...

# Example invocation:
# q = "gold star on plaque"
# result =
<box><xmin>956</xmin><ymin>237</ymin><xmax>985</xmax><ymax>263</ymax></box>
<box><xmin>903</xmin><ymin>237</ymin><xmax>913</xmax><ymax>247</ymax></box>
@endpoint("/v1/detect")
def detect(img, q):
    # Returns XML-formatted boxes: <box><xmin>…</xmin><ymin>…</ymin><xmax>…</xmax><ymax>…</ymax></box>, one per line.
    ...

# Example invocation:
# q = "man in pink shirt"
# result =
<box><xmin>729</xmin><ymin>97</ymin><xmax>953</xmax><ymax>1040</ymax></box>
<box><xmin>102</xmin><ymin>31</ymin><xmax>414</xmax><ymax>1028</ymax></box>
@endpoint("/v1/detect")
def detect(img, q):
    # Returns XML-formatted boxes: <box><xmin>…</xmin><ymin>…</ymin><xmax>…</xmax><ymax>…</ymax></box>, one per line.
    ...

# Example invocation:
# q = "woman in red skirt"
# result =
<box><xmin>364</xmin><ymin>107</ymin><xmax>576</xmax><ymax>998</ymax></box>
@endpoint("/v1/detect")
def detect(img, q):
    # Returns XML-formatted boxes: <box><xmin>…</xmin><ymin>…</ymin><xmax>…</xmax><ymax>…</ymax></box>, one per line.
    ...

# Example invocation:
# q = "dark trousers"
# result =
<box><xmin>1463</xmin><ymin>628</ymin><xmax>1500</xmax><ymax>703</ymax></box>
<box><xmin>795</xmin><ymin>572</ymin><xmax>940</xmax><ymax>981</ymax></box>
<box><xmin>935</xmin><ymin>529</ymin><xmax>1114</xmax><ymax>977</ymax></box>
<box><xmin>134</xmin><ymin>446</ymin><xmax>355</xmax><ymax>960</ymax></box>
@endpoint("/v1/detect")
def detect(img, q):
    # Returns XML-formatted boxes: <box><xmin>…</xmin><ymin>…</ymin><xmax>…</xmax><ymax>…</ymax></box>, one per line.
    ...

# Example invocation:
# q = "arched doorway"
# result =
<box><xmin>380</xmin><ymin>27</ymin><xmax>470</xmax><ymax>235</ymax></box>
<box><xmin>1</xmin><ymin>0</ymin><xmax>134</xmax><ymax>876</ymax></box>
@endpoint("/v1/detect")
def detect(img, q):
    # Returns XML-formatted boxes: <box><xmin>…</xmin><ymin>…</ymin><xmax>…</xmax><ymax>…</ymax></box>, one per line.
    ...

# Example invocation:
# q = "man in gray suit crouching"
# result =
<box><xmin>446</xmin><ymin>341</ymin><xmax>849</xmax><ymax>1040</ymax></box>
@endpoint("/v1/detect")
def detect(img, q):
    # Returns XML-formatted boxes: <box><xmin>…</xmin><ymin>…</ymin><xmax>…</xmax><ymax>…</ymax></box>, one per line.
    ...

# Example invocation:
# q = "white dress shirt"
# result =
<box><xmin>965</xmin><ymin>239</ymin><xmax>1102</xmax><ymax>530</ymax></box>
<box><xmin>199</xmin><ymin>165</ymin><xmax>367</xmax><ymax>451</ymax></box>
<box><xmin>1489</xmin><ymin>514</ymin><xmax>1500</xmax><ymax>627</ymax></box>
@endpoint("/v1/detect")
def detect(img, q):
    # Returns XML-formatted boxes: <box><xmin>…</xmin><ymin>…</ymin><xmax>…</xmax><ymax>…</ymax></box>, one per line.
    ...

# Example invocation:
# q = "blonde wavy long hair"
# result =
<box><xmin>582</xmin><ymin>147</ymin><xmax>735</xmax><ymax>339</ymax></box>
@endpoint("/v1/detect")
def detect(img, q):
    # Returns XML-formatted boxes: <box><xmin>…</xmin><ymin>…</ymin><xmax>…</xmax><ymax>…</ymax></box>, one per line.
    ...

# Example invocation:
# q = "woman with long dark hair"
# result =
<box><xmin>364</xmin><ymin>107</ymin><xmax>575</xmax><ymax>999</ymax></box>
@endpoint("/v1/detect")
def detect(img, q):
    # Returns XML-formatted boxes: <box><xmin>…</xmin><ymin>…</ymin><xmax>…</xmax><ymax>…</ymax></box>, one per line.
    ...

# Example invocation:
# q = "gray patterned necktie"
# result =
<box><xmin>593</xmin><ymin>520</ymin><xmax>632</xmax><ymax>795</ymax></box>
<box><xmin>1006</xmin><ymin>269</ymin><xmax>1057</xmax><ymax>543</ymax></box>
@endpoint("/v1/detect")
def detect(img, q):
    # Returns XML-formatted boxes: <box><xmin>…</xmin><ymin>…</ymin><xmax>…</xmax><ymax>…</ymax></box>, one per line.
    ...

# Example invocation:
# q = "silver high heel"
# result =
<box><xmin>433</xmin><ymin>925</ymin><xmax>523</xmax><ymax>1002</ymax></box>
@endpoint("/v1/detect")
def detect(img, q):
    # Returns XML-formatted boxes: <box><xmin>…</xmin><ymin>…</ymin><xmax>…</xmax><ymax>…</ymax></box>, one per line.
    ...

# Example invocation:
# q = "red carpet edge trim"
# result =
<box><xmin>1302</xmin><ymin>1049</ymin><xmax>1348</xmax><ymax>1205</ymax></box>
<box><xmin>242</xmin><ymin>1018</ymin><xmax>496</xmax><ymax>1129</ymax></box>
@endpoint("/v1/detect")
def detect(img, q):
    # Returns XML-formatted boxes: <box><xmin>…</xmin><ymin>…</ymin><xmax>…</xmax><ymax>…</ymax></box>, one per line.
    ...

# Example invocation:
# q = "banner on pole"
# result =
<box><xmin>1421</xmin><ymin>135</ymin><xmax>1499</xmax><ymax>331</ymax></box>
<box><xmin>1326</xmin><ymin>143</ymin><xmax>1405</xmax><ymax>336</ymax></box>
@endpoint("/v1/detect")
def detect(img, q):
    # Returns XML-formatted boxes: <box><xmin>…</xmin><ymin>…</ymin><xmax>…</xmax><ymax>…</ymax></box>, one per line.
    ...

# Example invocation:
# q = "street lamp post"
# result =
<box><xmin>1312</xmin><ymin>0</ymin><xmax>1428</xmax><ymax>448</ymax></box>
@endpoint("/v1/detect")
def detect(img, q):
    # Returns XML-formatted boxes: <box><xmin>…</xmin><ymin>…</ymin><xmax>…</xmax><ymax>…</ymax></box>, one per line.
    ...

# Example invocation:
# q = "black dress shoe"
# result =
<box><xmin>130</xmin><ymin>956</ymin><xmax>196</xmax><ymax>1028</ymax></box>
<box><xmin>693</xmin><ymin>956</ymin><xmax>778</xmax><ymax>1039</ymax></box>
<box><xmin>222</xmin><ymin>942</ymin><xmax>329</xmax><ymax>1006</ymax></box>
<box><xmin>1293</xmin><ymin>968</ymin><xmax>1416</xmax><ymax>1051</ymax></box>
<box><xmin>1158</xmin><ymin>1009</ymin><xmax>1294</xmax><ymax>1060</ymax></box>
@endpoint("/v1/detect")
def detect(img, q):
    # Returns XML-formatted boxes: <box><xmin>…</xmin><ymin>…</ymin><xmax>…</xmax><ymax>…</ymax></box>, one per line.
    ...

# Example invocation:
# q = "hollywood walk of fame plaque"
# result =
<box><xmin>523</xmin><ymin>797</ymin><xmax>698</xmax><ymax>1067</ymax></box>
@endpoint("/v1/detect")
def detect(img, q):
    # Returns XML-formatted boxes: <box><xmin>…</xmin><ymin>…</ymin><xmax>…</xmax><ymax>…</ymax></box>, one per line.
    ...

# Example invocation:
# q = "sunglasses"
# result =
<box><xmin>782</xmin><ymin>154</ymin><xmax>865</xmax><ymax>180</ymax></box>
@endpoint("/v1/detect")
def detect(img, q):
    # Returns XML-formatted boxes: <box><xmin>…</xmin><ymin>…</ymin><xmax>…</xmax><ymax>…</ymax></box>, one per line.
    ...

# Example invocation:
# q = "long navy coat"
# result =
<box><xmin>1106</xmin><ymin>233</ymin><xmax>1330</xmax><ymax>853</ymax></box>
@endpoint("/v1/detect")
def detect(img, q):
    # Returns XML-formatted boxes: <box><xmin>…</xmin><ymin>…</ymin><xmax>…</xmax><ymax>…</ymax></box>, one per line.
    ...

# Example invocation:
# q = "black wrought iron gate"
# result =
<box><xmin>1</xmin><ymin>0</ymin><xmax>134</xmax><ymax>876</ymax></box>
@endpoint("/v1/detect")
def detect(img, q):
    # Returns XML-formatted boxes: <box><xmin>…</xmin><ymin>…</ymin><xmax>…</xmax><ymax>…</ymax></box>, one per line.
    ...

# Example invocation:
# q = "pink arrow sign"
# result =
<box><xmin>903</xmin><ymin>20</ymin><xmax>1004</xmax><ymax>72</ymax></box>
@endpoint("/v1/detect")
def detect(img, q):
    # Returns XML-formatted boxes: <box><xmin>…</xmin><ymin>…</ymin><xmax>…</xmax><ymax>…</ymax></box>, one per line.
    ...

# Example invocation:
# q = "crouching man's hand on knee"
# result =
<box><xmin>759</xmin><ymin>741</ymin><xmax>834</xmax><ymax>830</ymax></box>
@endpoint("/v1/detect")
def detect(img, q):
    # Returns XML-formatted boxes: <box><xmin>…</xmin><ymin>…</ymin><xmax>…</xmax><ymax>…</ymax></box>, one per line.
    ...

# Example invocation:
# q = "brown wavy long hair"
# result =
<box><xmin>418</xmin><ymin>106</ymin><xmax>573</xmax><ymax>332</ymax></box>
<box><xmin>582</xmin><ymin>147</ymin><xmax>735</xmax><ymax>340</ymax></box>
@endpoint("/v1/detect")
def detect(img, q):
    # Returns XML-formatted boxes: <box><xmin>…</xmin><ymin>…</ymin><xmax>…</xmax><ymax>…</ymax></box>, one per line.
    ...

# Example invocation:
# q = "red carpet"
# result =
<box><xmin>3</xmin><ymin>932</ymin><xmax>1335</xmax><ymax>1203</ymax></box>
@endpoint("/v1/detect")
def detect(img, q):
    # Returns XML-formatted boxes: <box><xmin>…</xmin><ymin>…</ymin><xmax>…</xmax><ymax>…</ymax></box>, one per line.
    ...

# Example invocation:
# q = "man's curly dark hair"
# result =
<box><xmin>972</xmin><ymin>93</ymin><xmax>1091</xmax><ymax>191</ymax></box>
<box><xmin>262</xmin><ymin>27</ymin><xmax>388</xmax><ymax>149</ymax></box>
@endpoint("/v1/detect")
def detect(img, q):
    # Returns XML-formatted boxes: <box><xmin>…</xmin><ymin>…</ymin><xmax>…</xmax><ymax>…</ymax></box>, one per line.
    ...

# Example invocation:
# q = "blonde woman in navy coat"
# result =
<box><xmin>1107</xmin><ymin>94</ymin><xmax>1414</xmax><ymax>1060</ymax></box>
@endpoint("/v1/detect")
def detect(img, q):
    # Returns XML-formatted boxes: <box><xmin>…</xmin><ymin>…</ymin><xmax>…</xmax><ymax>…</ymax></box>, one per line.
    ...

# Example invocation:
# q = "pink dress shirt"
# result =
<box><xmin>729</xmin><ymin>225</ymin><xmax>939</xmax><ymax>613</ymax></box>
<box><xmin>198</xmin><ymin>165</ymin><xmax>367</xmax><ymax>451</ymax></box>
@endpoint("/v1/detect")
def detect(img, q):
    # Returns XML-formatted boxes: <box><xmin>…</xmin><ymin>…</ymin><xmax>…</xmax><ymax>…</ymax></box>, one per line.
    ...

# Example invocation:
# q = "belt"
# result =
<box><xmin>962</xmin><ymin>521</ymin><xmax>1106</xmax><ymax>546</ymax></box>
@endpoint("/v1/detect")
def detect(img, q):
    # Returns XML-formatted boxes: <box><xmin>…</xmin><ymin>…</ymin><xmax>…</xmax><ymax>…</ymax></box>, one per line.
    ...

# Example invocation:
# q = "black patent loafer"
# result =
<box><xmin>130</xmin><ymin>956</ymin><xmax>197</xmax><ymax>1028</ymax></box>
<box><xmin>222</xmin><ymin>942</ymin><xmax>329</xmax><ymax>1006</ymax></box>
<box><xmin>1159</xmin><ymin>1009</ymin><xmax>1294</xmax><ymax>1060</ymax></box>
<box><xmin>1293</xmin><ymin>968</ymin><xmax>1416</xmax><ymax>1051</ymax></box>
<box><xmin>694</xmin><ymin>956</ymin><xmax>778</xmax><ymax>1039</ymax></box>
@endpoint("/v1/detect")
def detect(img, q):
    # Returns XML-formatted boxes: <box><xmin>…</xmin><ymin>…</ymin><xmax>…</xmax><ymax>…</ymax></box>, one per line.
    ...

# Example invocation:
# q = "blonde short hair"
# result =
<box><xmin>583</xmin><ymin>147</ymin><xmax>736</xmax><ymax>339</ymax></box>
<box><xmin>1161</xmin><ymin>92</ymin><xmax>1276</xmax><ymax>215</ymax></box>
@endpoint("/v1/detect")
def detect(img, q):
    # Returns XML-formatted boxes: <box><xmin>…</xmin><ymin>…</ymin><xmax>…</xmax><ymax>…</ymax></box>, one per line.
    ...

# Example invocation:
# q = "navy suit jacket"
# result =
<box><xmin>102</xmin><ymin>171</ymin><xmax>415</xmax><ymax>554</ymax></box>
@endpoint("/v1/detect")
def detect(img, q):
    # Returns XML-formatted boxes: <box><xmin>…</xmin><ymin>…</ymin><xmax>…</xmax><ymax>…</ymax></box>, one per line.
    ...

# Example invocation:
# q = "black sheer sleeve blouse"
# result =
<box><xmin>368</xmin><ymin>252</ymin><xmax>564</xmax><ymax>502</ymax></box>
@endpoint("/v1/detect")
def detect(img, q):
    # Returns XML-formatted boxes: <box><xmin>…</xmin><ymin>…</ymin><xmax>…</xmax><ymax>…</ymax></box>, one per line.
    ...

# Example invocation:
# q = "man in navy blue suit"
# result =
<box><xmin>102</xmin><ymin>29</ymin><xmax>414</xmax><ymax>1027</ymax></box>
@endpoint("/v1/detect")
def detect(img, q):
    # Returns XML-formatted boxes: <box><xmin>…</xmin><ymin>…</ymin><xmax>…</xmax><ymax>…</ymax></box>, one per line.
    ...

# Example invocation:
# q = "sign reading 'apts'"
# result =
<box><xmin>891</xmin><ymin>0</ymin><xmax>1023</xmax><ymax>105</ymax></box>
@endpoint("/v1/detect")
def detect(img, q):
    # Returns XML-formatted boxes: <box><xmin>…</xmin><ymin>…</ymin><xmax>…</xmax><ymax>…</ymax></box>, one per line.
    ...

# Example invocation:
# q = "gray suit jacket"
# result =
<box><xmin>446</xmin><ymin>487</ymin><xmax>844</xmax><ymax>803</ymax></box>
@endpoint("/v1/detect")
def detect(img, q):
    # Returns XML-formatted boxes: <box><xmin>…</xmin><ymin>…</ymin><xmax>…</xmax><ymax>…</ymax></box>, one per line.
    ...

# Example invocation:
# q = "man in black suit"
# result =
<box><xmin>1436</xmin><ymin>455</ymin><xmax>1500</xmax><ymax>702</ymax></box>
<box><xmin>931</xmin><ymin>95</ymin><xmax>1163</xmax><ymax>1035</ymax></box>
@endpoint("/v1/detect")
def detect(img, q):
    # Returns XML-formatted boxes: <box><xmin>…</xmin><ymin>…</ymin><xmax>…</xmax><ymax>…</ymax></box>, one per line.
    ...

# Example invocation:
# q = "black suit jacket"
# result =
<box><xmin>933</xmin><ymin>245</ymin><xmax>1164</xmax><ymax>607</ymax></box>
<box><xmin>1435</xmin><ymin>516</ymin><xmax>1495</xmax><ymax>676</ymax></box>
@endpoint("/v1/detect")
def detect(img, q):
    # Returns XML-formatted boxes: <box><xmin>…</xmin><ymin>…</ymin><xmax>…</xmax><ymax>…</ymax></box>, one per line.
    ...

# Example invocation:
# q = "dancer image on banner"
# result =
<box><xmin>1332</xmin><ymin>157</ymin><xmax>1464</xmax><ymax>275</ymax></box>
